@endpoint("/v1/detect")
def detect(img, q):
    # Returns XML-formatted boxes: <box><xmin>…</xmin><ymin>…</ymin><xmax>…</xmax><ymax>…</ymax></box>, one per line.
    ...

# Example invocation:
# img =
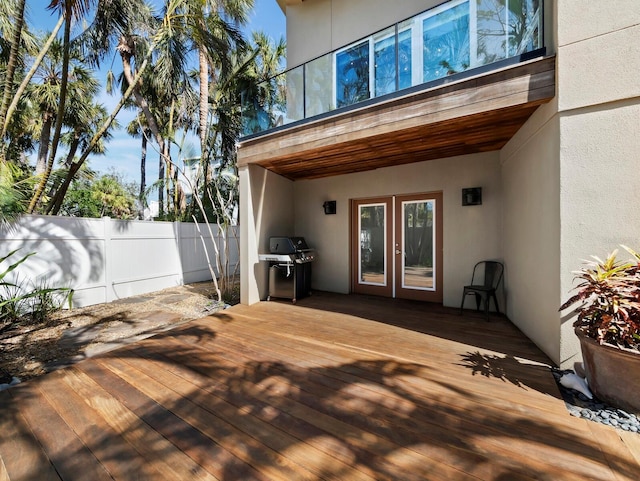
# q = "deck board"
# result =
<box><xmin>1</xmin><ymin>292</ymin><xmax>639</xmax><ymax>480</ymax></box>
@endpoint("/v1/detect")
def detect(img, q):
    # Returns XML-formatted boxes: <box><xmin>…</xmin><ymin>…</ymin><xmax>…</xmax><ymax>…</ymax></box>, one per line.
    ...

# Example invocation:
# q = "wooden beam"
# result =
<box><xmin>237</xmin><ymin>56</ymin><xmax>556</xmax><ymax>180</ymax></box>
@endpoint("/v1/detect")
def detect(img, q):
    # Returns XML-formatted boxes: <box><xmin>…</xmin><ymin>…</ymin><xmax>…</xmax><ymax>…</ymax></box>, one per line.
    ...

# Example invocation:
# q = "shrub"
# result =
<box><xmin>560</xmin><ymin>246</ymin><xmax>640</xmax><ymax>351</ymax></box>
<box><xmin>0</xmin><ymin>249</ymin><xmax>73</xmax><ymax>332</ymax></box>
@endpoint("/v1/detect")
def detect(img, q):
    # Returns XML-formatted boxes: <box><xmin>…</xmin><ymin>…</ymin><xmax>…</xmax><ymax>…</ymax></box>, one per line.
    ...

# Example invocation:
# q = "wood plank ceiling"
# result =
<box><xmin>237</xmin><ymin>56</ymin><xmax>556</xmax><ymax>181</ymax></box>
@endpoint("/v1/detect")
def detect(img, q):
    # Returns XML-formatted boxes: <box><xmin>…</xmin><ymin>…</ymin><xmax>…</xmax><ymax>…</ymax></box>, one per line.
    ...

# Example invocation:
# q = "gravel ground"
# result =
<box><xmin>552</xmin><ymin>368</ymin><xmax>640</xmax><ymax>434</ymax></box>
<box><xmin>0</xmin><ymin>281</ymin><xmax>231</xmax><ymax>383</ymax></box>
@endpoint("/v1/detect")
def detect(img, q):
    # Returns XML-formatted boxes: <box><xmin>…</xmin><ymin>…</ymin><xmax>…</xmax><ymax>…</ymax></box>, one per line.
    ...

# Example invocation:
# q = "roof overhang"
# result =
<box><xmin>276</xmin><ymin>0</ymin><xmax>302</xmax><ymax>14</ymax></box>
<box><xmin>237</xmin><ymin>56</ymin><xmax>556</xmax><ymax>181</ymax></box>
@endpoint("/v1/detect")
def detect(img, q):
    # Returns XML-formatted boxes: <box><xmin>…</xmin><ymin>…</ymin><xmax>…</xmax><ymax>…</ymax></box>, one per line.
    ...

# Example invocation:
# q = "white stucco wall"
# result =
<box><xmin>557</xmin><ymin>1</ymin><xmax>640</xmax><ymax>367</ymax></box>
<box><xmin>292</xmin><ymin>152</ymin><xmax>503</xmax><ymax>308</ymax></box>
<box><xmin>285</xmin><ymin>0</ymin><xmax>556</xmax><ymax>69</ymax></box>
<box><xmin>240</xmin><ymin>165</ymin><xmax>295</xmax><ymax>304</ymax></box>
<box><xmin>501</xmin><ymin>0</ymin><xmax>640</xmax><ymax>367</ymax></box>
<box><xmin>285</xmin><ymin>0</ymin><xmax>443</xmax><ymax>67</ymax></box>
<box><xmin>501</xmin><ymin>100</ymin><xmax>561</xmax><ymax>365</ymax></box>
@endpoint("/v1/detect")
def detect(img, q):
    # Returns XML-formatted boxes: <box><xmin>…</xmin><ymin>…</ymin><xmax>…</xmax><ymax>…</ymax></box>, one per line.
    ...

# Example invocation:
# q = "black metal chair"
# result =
<box><xmin>459</xmin><ymin>261</ymin><xmax>504</xmax><ymax>321</ymax></box>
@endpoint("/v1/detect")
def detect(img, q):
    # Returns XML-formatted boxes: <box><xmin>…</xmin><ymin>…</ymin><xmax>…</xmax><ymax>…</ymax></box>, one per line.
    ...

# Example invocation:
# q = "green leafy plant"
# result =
<box><xmin>1</xmin><ymin>249</ymin><xmax>73</xmax><ymax>332</ymax></box>
<box><xmin>560</xmin><ymin>246</ymin><xmax>640</xmax><ymax>351</ymax></box>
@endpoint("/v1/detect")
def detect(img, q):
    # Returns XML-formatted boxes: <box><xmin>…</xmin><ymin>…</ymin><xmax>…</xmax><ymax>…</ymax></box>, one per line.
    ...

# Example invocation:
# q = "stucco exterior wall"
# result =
<box><xmin>501</xmin><ymin>100</ymin><xmax>561</xmax><ymax>365</ymax></box>
<box><xmin>284</xmin><ymin>0</ymin><xmax>557</xmax><ymax>69</ymax></box>
<box><xmin>556</xmin><ymin>1</ymin><xmax>640</xmax><ymax>367</ymax></box>
<box><xmin>292</xmin><ymin>152</ymin><xmax>503</xmax><ymax>308</ymax></box>
<box><xmin>240</xmin><ymin>165</ymin><xmax>295</xmax><ymax>304</ymax></box>
<box><xmin>501</xmin><ymin>0</ymin><xmax>640</xmax><ymax>367</ymax></box>
<box><xmin>285</xmin><ymin>0</ymin><xmax>442</xmax><ymax>67</ymax></box>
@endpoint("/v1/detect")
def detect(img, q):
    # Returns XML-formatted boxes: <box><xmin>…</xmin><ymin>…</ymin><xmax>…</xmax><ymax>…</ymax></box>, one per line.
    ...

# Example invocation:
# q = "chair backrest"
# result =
<box><xmin>472</xmin><ymin>261</ymin><xmax>504</xmax><ymax>289</ymax></box>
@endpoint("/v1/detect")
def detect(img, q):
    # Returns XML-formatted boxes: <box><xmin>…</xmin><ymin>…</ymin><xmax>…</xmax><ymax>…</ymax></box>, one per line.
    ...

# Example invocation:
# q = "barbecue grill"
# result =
<box><xmin>258</xmin><ymin>236</ymin><xmax>316</xmax><ymax>303</ymax></box>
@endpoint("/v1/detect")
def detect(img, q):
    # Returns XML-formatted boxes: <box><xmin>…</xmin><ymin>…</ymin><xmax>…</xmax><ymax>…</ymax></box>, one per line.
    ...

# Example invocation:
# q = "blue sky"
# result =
<box><xmin>24</xmin><ymin>0</ymin><xmax>285</xmax><ymax>188</ymax></box>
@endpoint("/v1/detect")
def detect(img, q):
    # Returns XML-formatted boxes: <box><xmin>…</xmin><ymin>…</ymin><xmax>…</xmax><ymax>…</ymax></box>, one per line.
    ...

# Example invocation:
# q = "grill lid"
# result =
<box><xmin>269</xmin><ymin>236</ymin><xmax>309</xmax><ymax>254</ymax></box>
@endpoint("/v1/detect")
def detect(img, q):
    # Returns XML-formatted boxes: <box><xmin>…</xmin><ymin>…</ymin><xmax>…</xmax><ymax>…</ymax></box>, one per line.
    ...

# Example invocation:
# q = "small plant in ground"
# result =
<box><xmin>28</xmin><ymin>278</ymin><xmax>72</xmax><ymax>325</ymax></box>
<box><xmin>0</xmin><ymin>274</ymin><xmax>29</xmax><ymax>323</ymax></box>
<box><xmin>560</xmin><ymin>246</ymin><xmax>640</xmax><ymax>351</ymax></box>
<box><xmin>0</xmin><ymin>249</ymin><xmax>73</xmax><ymax>332</ymax></box>
<box><xmin>222</xmin><ymin>282</ymin><xmax>240</xmax><ymax>306</ymax></box>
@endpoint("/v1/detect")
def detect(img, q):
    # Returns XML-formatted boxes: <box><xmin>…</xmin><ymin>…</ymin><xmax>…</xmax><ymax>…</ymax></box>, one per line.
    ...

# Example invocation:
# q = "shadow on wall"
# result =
<box><xmin>0</xmin><ymin>216</ymin><xmax>105</xmax><ymax>304</ymax></box>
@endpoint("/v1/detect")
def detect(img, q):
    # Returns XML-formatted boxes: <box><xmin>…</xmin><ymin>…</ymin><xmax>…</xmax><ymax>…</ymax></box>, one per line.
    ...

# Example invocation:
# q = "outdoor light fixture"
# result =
<box><xmin>462</xmin><ymin>187</ymin><xmax>482</xmax><ymax>206</ymax></box>
<box><xmin>323</xmin><ymin>200</ymin><xmax>337</xmax><ymax>215</ymax></box>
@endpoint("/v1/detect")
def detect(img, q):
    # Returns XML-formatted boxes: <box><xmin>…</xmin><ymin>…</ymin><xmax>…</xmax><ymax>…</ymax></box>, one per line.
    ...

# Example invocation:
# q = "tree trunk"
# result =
<box><xmin>44</xmin><ymin>135</ymin><xmax>80</xmax><ymax>212</ymax></box>
<box><xmin>48</xmin><ymin>159</ymin><xmax>83</xmax><ymax>215</ymax></box>
<box><xmin>2</xmin><ymin>15</ymin><xmax>64</xmax><ymax>139</ymax></box>
<box><xmin>48</xmin><ymin>23</ymin><xmax>161</xmax><ymax>215</ymax></box>
<box><xmin>28</xmin><ymin>5</ymin><xmax>72</xmax><ymax>213</ymax></box>
<box><xmin>0</xmin><ymin>0</ymin><xmax>27</xmax><ymax>150</ymax></box>
<box><xmin>158</xmin><ymin>147</ymin><xmax>165</xmax><ymax>217</ymax></box>
<box><xmin>199</xmin><ymin>48</ymin><xmax>209</xmax><ymax>157</ymax></box>
<box><xmin>35</xmin><ymin>113</ymin><xmax>54</xmax><ymax>175</ymax></box>
<box><xmin>118</xmin><ymin>36</ymin><xmax>165</xmax><ymax>155</ymax></box>
<box><xmin>139</xmin><ymin>133</ymin><xmax>146</xmax><ymax>218</ymax></box>
<box><xmin>119</xmin><ymin>35</ymin><xmax>188</xmax><ymax>217</ymax></box>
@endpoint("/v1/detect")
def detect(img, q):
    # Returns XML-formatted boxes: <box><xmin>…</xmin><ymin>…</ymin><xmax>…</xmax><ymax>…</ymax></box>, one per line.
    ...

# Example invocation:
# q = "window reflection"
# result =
<box><xmin>241</xmin><ymin>0</ymin><xmax>544</xmax><ymax>137</ymax></box>
<box><xmin>423</xmin><ymin>2</ymin><xmax>470</xmax><ymax>82</ymax></box>
<box><xmin>360</xmin><ymin>205</ymin><xmax>386</xmax><ymax>285</ymax></box>
<box><xmin>336</xmin><ymin>41</ymin><xmax>370</xmax><ymax>108</ymax></box>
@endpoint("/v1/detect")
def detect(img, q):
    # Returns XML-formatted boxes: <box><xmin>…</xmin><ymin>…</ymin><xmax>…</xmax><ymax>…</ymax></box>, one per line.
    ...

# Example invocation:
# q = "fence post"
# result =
<box><xmin>174</xmin><ymin>220</ymin><xmax>183</xmax><ymax>285</ymax></box>
<box><xmin>103</xmin><ymin>216</ymin><xmax>113</xmax><ymax>303</ymax></box>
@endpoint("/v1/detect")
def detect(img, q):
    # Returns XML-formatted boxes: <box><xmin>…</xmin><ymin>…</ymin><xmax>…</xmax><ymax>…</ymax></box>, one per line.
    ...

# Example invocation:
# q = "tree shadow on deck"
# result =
<box><xmin>458</xmin><ymin>351</ymin><xmax>558</xmax><ymax>397</ymax></box>
<box><xmin>294</xmin><ymin>291</ymin><xmax>552</xmax><ymax>365</ymax></box>
<box><xmin>1</xmin><ymin>317</ymin><xmax>637</xmax><ymax>481</ymax></box>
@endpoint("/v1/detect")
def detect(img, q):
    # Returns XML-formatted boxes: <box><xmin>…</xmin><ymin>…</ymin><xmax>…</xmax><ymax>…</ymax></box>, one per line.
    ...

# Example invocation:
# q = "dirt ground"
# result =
<box><xmin>0</xmin><ymin>281</ymin><xmax>229</xmax><ymax>383</ymax></box>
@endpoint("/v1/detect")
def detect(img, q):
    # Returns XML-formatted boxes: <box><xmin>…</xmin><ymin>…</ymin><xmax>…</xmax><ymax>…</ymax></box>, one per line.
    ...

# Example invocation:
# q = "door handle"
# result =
<box><xmin>395</xmin><ymin>249</ymin><xmax>401</xmax><ymax>255</ymax></box>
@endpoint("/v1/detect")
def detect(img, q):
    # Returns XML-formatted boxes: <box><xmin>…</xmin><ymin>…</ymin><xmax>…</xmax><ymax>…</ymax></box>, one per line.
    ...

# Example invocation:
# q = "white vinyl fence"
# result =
<box><xmin>0</xmin><ymin>215</ymin><xmax>239</xmax><ymax>307</ymax></box>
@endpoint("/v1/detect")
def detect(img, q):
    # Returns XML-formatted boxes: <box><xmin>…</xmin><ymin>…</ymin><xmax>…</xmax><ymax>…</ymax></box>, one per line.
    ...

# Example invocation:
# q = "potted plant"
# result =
<box><xmin>560</xmin><ymin>246</ymin><xmax>640</xmax><ymax>413</ymax></box>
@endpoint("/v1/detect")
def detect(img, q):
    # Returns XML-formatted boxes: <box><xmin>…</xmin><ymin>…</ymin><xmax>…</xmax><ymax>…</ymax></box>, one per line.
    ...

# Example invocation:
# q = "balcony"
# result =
<box><xmin>238</xmin><ymin>0</ymin><xmax>554</xmax><ymax>180</ymax></box>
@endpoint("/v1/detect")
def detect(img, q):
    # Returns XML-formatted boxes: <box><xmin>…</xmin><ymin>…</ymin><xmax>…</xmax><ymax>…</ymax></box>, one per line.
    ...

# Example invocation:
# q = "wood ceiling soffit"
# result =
<box><xmin>239</xmin><ymin>57</ymin><xmax>555</xmax><ymax>180</ymax></box>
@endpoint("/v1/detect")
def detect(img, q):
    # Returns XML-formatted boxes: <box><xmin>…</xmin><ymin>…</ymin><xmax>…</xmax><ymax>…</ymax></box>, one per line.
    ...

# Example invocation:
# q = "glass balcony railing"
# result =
<box><xmin>241</xmin><ymin>0</ymin><xmax>544</xmax><ymax>138</ymax></box>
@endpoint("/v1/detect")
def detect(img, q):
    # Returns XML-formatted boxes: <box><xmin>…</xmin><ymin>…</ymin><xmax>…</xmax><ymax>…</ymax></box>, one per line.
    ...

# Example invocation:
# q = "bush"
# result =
<box><xmin>560</xmin><ymin>246</ymin><xmax>640</xmax><ymax>351</ymax></box>
<box><xmin>0</xmin><ymin>249</ymin><xmax>73</xmax><ymax>332</ymax></box>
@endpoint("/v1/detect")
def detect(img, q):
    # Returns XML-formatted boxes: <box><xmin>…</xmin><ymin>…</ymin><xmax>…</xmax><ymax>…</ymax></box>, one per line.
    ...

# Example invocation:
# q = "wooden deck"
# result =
<box><xmin>1</xmin><ymin>292</ymin><xmax>639</xmax><ymax>480</ymax></box>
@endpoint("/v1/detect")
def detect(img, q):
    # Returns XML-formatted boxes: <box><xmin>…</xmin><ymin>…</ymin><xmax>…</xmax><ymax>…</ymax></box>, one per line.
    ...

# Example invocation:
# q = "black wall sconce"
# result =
<box><xmin>462</xmin><ymin>187</ymin><xmax>482</xmax><ymax>206</ymax></box>
<box><xmin>323</xmin><ymin>200</ymin><xmax>337</xmax><ymax>215</ymax></box>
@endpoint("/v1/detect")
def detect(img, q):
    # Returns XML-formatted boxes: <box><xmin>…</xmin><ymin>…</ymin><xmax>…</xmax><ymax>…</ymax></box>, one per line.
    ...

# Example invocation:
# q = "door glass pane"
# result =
<box><xmin>402</xmin><ymin>200</ymin><xmax>435</xmax><ymax>290</ymax></box>
<box><xmin>423</xmin><ymin>1</ymin><xmax>470</xmax><ymax>82</ymax></box>
<box><xmin>359</xmin><ymin>204</ymin><xmax>386</xmax><ymax>285</ymax></box>
<box><xmin>336</xmin><ymin>40</ymin><xmax>370</xmax><ymax>108</ymax></box>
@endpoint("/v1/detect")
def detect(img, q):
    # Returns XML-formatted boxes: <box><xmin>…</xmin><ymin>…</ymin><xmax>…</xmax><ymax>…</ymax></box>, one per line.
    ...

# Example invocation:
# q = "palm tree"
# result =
<box><xmin>0</xmin><ymin>0</ymin><xmax>27</xmax><ymax>151</ymax></box>
<box><xmin>28</xmin><ymin>0</ymin><xmax>93</xmax><ymax>212</ymax></box>
<box><xmin>0</xmin><ymin>1</ymin><xmax>51</xmax><ymax>144</ymax></box>
<box><xmin>28</xmin><ymin>0</ymin><xmax>95</xmax><ymax>212</ymax></box>
<box><xmin>48</xmin><ymin>0</ymin><xmax>180</xmax><ymax>212</ymax></box>
<box><xmin>27</xmin><ymin>37</ymin><xmax>100</xmax><ymax>212</ymax></box>
<box><xmin>126</xmin><ymin>113</ymin><xmax>151</xmax><ymax>214</ymax></box>
<box><xmin>197</xmin><ymin>0</ymin><xmax>253</xmax><ymax>161</ymax></box>
<box><xmin>91</xmin><ymin>173</ymin><xmax>135</xmax><ymax>218</ymax></box>
<box><xmin>45</xmin><ymin>102</ymin><xmax>116</xmax><ymax>215</ymax></box>
<box><xmin>0</xmin><ymin>161</ymin><xmax>30</xmax><ymax>224</ymax></box>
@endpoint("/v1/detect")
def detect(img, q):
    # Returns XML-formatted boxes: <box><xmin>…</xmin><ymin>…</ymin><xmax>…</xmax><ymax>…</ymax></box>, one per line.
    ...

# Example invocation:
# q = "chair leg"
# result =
<box><xmin>460</xmin><ymin>289</ymin><xmax>468</xmax><ymax>314</ymax></box>
<box><xmin>492</xmin><ymin>293</ymin><xmax>501</xmax><ymax>315</ymax></box>
<box><xmin>484</xmin><ymin>295</ymin><xmax>490</xmax><ymax>322</ymax></box>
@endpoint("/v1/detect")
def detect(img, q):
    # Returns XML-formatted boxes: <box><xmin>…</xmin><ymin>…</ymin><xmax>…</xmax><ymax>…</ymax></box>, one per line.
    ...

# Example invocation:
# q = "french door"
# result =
<box><xmin>351</xmin><ymin>193</ymin><xmax>443</xmax><ymax>302</ymax></box>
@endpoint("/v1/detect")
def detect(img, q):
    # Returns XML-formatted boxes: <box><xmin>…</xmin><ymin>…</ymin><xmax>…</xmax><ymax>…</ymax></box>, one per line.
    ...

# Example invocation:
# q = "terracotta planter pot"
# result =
<box><xmin>576</xmin><ymin>327</ymin><xmax>640</xmax><ymax>414</ymax></box>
